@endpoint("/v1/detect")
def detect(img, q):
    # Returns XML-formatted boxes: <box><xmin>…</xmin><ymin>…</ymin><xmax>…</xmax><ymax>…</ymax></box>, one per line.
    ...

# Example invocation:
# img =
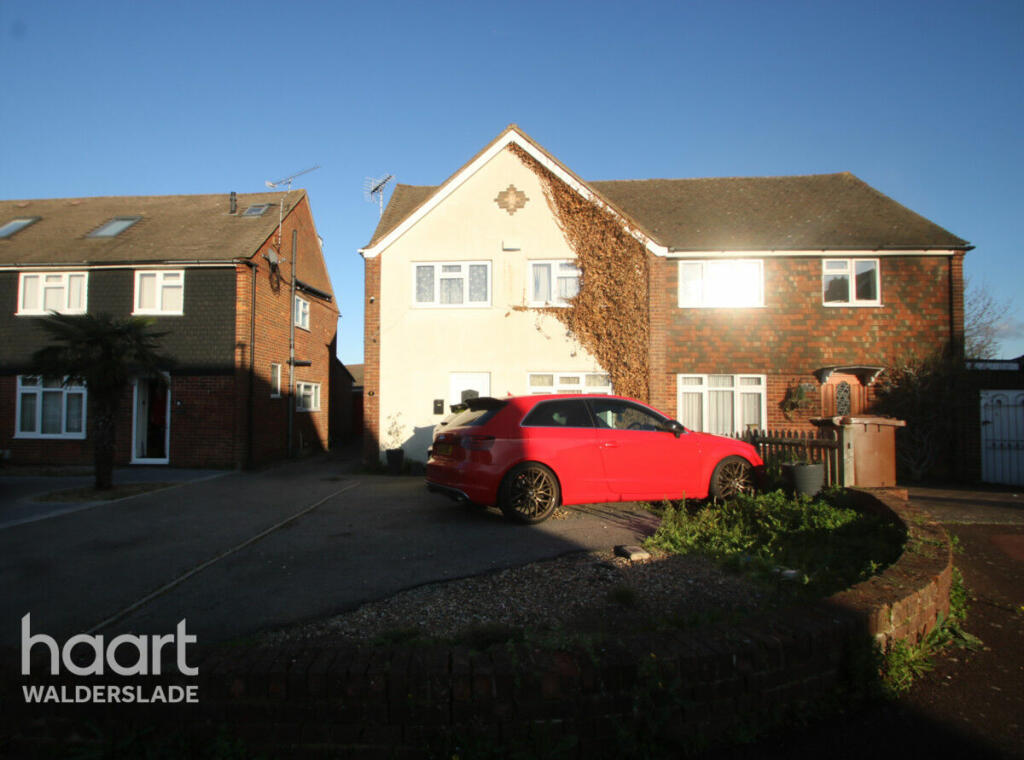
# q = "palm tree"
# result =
<box><xmin>32</xmin><ymin>313</ymin><xmax>172</xmax><ymax>490</ymax></box>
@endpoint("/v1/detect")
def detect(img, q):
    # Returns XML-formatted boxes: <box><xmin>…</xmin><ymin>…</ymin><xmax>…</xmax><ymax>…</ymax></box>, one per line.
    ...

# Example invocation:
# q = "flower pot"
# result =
<box><xmin>385</xmin><ymin>448</ymin><xmax>404</xmax><ymax>475</ymax></box>
<box><xmin>782</xmin><ymin>462</ymin><xmax>824</xmax><ymax>497</ymax></box>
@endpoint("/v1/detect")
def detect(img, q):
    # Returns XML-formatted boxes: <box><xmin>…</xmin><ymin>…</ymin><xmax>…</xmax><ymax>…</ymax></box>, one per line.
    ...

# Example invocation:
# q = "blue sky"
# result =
<box><xmin>2</xmin><ymin>0</ymin><xmax>1022</xmax><ymax>364</ymax></box>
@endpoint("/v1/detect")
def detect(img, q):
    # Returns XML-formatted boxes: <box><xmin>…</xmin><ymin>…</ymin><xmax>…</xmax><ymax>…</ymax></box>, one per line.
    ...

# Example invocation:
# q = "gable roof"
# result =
<box><xmin>0</xmin><ymin>191</ymin><xmax>306</xmax><ymax>266</ymax></box>
<box><xmin>363</xmin><ymin>126</ymin><xmax>969</xmax><ymax>255</ymax></box>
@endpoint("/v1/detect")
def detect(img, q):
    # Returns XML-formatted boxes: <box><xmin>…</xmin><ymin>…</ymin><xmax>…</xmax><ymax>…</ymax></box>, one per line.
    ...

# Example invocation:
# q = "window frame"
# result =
<box><xmin>822</xmin><ymin>258</ymin><xmax>881</xmax><ymax>307</ymax></box>
<box><xmin>295</xmin><ymin>381</ymin><xmax>321</xmax><ymax>412</ymax></box>
<box><xmin>677</xmin><ymin>259</ymin><xmax>765</xmax><ymax>308</ymax></box>
<box><xmin>0</xmin><ymin>217</ymin><xmax>40</xmax><ymax>239</ymax></box>
<box><xmin>675</xmin><ymin>373</ymin><xmax>767</xmax><ymax>436</ymax></box>
<box><xmin>270</xmin><ymin>363</ymin><xmax>282</xmax><ymax>397</ymax></box>
<box><xmin>294</xmin><ymin>296</ymin><xmax>310</xmax><ymax>330</ymax></box>
<box><xmin>133</xmin><ymin>269</ymin><xmax>185</xmax><ymax>316</ymax></box>
<box><xmin>14</xmin><ymin>376</ymin><xmax>88</xmax><ymax>440</ymax></box>
<box><xmin>88</xmin><ymin>216</ymin><xmax>141</xmax><ymax>238</ymax></box>
<box><xmin>527</xmin><ymin>371</ymin><xmax>612</xmax><ymax>395</ymax></box>
<box><xmin>528</xmin><ymin>259</ymin><xmax>581</xmax><ymax>307</ymax></box>
<box><xmin>412</xmin><ymin>261</ymin><xmax>492</xmax><ymax>308</ymax></box>
<box><xmin>17</xmin><ymin>271</ymin><xmax>88</xmax><ymax>315</ymax></box>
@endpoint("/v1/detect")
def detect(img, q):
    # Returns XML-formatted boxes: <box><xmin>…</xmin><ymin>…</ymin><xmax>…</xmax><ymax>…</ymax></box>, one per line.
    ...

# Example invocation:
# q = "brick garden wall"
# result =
<box><xmin>2</xmin><ymin>489</ymin><xmax>954</xmax><ymax>756</ymax></box>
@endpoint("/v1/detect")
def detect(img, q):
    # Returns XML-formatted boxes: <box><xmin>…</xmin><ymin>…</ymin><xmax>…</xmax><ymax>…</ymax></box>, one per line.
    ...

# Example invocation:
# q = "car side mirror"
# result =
<box><xmin>665</xmin><ymin>420</ymin><xmax>685</xmax><ymax>438</ymax></box>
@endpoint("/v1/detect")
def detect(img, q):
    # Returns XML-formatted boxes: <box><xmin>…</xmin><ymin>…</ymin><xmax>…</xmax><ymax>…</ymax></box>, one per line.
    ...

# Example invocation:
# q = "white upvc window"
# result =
<box><xmin>15</xmin><ymin>376</ymin><xmax>87</xmax><ymax>439</ymax></box>
<box><xmin>295</xmin><ymin>381</ymin><xmax>320</xmax><ymax>412</ymax></box>
<box><xmin>529</xmin><ymin>260</ymin><xmax>581</xmax><ymax>307</ymax></box>
<box><xmin>822</xmin><ymin>259</ymin><xmax>881</xmax><ymax>306</ymax></box>
<box><xmin>133</xmin><ymin>270</ymin><xmax>184</xmax><ymax>315</ymax></box>
<box><xmin>413</xmin><ymin>261</ymin><xmax>491</xmax><ymax>307</ymax></box>
<box><xmin>528</xmin><ymin>371</ymin><xmax>612</xmax><ymax>395</ymax></box>
<box><xmin>676</xmin><ymin>374</ymin><xmax>767</xmax><ymax>436</ymax></box>
<box><xmin>678</xmin><ymin>259</ymin><xmax>764</xmax><ymax>308</ymax></box>
<box><xmin>294</xmin><ymin>296</ymin><xmax>310</xmax><ymax>330</ymax></box>
<box><xmin>17</xmin><ymin>272</ymin><xmax>88</xmax><ymax>315</ymax></box>
<box><xmin>270</xmin><ymin>363</ymin><xmax>282</xmax><ymax>397</ymax></box>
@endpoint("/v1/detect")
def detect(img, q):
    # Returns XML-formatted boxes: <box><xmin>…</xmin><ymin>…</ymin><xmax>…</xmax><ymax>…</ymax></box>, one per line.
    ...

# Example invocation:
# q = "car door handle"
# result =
<box><xmin>600</xmin><ymin>442</ymin><xmax>619</xmax><ymax>449</ymax></box>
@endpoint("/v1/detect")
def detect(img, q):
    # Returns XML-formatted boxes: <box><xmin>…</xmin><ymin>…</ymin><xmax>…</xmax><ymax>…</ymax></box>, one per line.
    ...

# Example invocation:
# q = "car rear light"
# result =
<box><xmin>461</xmin><ymin>434</ymin><xmax>495</xmax><ymax>451</ymax></box>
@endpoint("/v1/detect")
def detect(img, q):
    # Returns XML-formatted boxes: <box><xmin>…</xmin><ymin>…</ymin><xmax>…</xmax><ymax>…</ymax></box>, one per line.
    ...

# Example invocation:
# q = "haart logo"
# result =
<box><xmin>21</xmin><ymin>614</ymin><xmax>198</xmax><ymax>677</ymax></box>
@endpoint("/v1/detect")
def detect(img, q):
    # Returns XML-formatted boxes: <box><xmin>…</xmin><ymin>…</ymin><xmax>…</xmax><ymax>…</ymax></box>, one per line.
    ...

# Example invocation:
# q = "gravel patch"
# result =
<box><xmin>259</xmin><ymin>548</ymin><xmax>771</xmax><ymax>647</ymax></box>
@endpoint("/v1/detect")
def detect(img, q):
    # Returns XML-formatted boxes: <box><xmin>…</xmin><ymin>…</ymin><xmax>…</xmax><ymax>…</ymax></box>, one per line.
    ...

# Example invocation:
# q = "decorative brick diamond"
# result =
<box><xmin>494</xmin><ymin>184</ymin><xmax>528</xmax><ymax>215</ymax></box>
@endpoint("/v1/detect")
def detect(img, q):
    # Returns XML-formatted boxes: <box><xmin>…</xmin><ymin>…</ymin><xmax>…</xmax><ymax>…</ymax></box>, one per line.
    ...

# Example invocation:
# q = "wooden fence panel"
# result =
<box><xmin>733</xmin><ymin>428</ymin><xmax>842</xmax><ymax>487</ymax></box>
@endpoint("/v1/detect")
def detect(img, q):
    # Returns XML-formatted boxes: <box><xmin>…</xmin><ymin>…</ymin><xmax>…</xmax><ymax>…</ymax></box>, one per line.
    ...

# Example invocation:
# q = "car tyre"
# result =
<box><xmin>708</xmin><ymin>456</ymin><xmax>756</xmax><ymax>500</ymax></box>
<box><xmin>499</xmin><ymin>462</ymin><xmax>560</xmax><ymax>524</ymax></box>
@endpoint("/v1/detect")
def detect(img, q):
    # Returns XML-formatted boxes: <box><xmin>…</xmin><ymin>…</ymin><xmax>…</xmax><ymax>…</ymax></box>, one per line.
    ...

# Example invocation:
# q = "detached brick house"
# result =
<box><xmin>0</xmin><ymin>190</ymin><xmax>340</xmax><ymax>468</ymax></box>
<box><xmin>360</xmin><ymin>125</ymin><xmax>969</xmax><ymax>462</ymax></box>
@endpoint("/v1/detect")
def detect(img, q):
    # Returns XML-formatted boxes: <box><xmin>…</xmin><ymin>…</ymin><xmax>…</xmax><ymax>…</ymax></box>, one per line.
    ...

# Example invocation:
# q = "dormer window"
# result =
<box><xmin>89</xmin><ymin>216</ymin><xmax>141</xmax><ymax>238</ymax></box>
<box><xmin>0</xmin><ymin>217</ymin><xmax>39</xmax><ymax>239</ymax></box>
<box><xmin>243</xmin><ymin>204</ymin><xmax>270</xmax><ymax>217</ymax></box>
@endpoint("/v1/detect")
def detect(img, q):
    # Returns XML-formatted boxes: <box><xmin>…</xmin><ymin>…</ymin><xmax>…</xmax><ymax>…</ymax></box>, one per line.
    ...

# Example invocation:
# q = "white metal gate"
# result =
<box><xmin>980</xmin><ymin>390</ymin><xmax>1024</xmax><ymax>486</ymax></box>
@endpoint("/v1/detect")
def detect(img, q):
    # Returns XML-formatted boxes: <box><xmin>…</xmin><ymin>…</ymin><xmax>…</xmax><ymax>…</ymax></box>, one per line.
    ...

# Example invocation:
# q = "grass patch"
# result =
<box><xmin>34</xmin><ymin>482</ymin><xmax>175</xmax><ymax>503</ymax></box>
<box><xmin>645</xmin><ymin>489</ymin><xmax>905</xmax><ymax>600</ymax></box>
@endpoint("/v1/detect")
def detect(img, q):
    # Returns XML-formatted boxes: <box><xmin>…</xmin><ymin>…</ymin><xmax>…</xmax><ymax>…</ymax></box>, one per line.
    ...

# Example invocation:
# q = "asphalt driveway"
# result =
<box><xmin>0</xmin><ymin>455</ymin><xmax>657</xmax><ymax>646</ymax></box>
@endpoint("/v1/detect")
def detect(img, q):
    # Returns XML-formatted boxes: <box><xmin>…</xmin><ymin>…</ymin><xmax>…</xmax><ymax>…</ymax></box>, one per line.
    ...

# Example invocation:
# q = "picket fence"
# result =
<box><xmin>732</xmin><ymin>428</ymin><xmax>842</xmax><ymax>487</ymax></box>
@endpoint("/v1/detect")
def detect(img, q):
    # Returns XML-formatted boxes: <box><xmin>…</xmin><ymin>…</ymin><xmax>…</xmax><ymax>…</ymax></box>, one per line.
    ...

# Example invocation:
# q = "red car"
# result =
<box><xmin>426</xmin><ymin>394</ymin><xmax>762</xmax><ymax>524</ymax></box>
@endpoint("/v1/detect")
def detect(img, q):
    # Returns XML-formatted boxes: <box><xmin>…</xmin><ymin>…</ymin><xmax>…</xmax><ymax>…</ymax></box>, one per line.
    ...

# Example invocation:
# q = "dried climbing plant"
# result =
<box><xmin>509</xmin><ymin>144</ymin><xmax>650</xmax><ymax>401</ymax></box>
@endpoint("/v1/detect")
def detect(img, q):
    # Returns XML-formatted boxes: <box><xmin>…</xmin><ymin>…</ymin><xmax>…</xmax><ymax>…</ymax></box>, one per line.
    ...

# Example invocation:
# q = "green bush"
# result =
<box><xmin>645</xmin><ymin>490</ymin><xmax>905</xmax><ymax>599</ymax></box>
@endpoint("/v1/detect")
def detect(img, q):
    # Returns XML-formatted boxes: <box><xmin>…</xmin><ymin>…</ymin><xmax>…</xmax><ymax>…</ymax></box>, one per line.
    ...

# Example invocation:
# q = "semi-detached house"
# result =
<box><xmin>360</xmin><ymin>125</ymin><xmax>969</xmax><ymax>463</ymax></box>
<box><xmin>0</xmin><ymin>190</ymin><xmax>341</xmax><ymax>468</ymax></box>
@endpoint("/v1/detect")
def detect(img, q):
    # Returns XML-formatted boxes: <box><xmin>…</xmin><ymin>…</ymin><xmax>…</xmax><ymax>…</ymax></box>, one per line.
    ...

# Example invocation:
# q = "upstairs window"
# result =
<box><xmin>678</xmin><ymin>259</ymin><xmax>764</xmax><ymax>308</ymax></box>
<box><xmin>89</xmin><ymin>216</ymin><xmax>140</xmax><ymax>237</ymax></box>
<box><xmin>270</xmin><ymin>363</ymin><xmax>282</xmax><ymax>397</ymax></box>
<box><xmin>0</xmin><ymin>217</ymin><xmax>39</xmax><ymax>239</ymax></box>
<box><xmin>134</xmin><ymin>270</ymin><xmax>184</xmax><ymax>315</ymax></box>
<box><xmin>16</xmin><ymin>376</ymin><xmax>87</xmax><ymax>439</ymax></box>
<box><xmin>18</xmin><ymin>272</ymin><xmax>87</xmax><ymax>315</ymax></box>
<box><xmin>823</xmin><ymin>259</ymin><xmax>880</xmax><ymax>306</ymax></box>
<box><xmin>294</xmin><ymin>296</ymin><xmax>310</xmax><ymax>329</ymax></box>
<box><xmin>414</xmin><ymin>261</ymin><xmax>490</xmax><ymax>307</ymax></box>
<box><xmin>529</xmin><ymin>260</ymin><xmax>580</xmax><ymax>306</ymax></box>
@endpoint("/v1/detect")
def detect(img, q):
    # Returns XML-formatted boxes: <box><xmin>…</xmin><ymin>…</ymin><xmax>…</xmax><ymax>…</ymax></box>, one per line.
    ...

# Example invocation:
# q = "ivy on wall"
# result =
<box><xmin>510</xmin><ymin>144</ymin><xmax>650</xmax><ymax>401</ymax></box>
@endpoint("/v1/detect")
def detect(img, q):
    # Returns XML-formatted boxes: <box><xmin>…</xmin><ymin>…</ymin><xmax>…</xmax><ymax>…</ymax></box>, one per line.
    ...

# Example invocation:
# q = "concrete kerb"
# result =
<box><xmin>2</xmin><ymin>487</ymin><xmax>956</xmax><ymax>756</ymax></box>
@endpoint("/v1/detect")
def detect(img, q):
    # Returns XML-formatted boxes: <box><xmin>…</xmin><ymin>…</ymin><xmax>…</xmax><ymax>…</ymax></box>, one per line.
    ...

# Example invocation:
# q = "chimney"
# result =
<box><xmin>229</xmin><ymin>192</ymin><xmax>237</xmax><ymax>214</ymax></box>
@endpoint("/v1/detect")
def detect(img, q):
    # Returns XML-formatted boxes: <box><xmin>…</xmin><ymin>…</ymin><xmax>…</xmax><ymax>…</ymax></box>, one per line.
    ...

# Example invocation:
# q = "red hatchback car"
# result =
<box><xmin>426</xmin><ymin>394</ymin><xmax>763</xmax><ymax>524</ymax></box>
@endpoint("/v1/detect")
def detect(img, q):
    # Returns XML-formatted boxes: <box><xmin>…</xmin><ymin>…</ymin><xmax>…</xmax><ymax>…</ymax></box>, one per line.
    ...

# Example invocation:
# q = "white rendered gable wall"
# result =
<box><xmin>377</xmin><ymin>148</ymin><xmax>607</xmax><ymax>461</ymax></box>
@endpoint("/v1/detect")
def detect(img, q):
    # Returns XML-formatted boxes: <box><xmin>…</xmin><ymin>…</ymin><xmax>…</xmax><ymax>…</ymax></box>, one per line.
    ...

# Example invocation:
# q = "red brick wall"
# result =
<box><xmin>649</xmin><ymin>254</ymin><xmax>965</xmax><ymax>429</ymax></box>
<box><xmin>362</xmin><ymin>256</ymin><xmax>381</xmax><ymax>462</ymax></box>
<box><xmin>235</xmin><ymin>195</ymin><xmax>338</xmax><ymax>467</ymax></box>
<box><xmin>1</xmin><ymin>375</ymin><xmax>238</xmax><ymax>468</ymax></box>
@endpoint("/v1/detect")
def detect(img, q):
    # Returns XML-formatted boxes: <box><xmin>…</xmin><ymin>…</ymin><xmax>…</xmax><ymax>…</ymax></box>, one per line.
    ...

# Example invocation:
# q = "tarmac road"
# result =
<box><xmin>0</xmin><ymin>453</ymin><xmax>658</xmax><ymax>646</ymax></box>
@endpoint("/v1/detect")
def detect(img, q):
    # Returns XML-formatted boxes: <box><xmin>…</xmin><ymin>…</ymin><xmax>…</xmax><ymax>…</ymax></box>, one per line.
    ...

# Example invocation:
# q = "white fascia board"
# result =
<box><xmin>0</xmin><ymin>261</ymin><xmax>238</xmax><ymax>271</ymax></box>
<box><xmin>666</xmin><ymin>249</ymin><xmax>962</xmax><ymax>259</ymax></box>
<box><xmin>359</xmin><ymin>129</ymin><xmax>665</xmax><ymax>259</ymax></box>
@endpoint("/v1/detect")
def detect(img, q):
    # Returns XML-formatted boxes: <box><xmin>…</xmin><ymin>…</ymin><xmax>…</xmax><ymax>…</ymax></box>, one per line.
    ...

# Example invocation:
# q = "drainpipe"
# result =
<box><xmin>288</xmin><ymin>229</ymin><xmax>297</xmax><ymax>457</ymax></box>
<box><xmin>244</xmin><ymin>259</ymin><xmax>257</xmax><ymax>467</ymax></box>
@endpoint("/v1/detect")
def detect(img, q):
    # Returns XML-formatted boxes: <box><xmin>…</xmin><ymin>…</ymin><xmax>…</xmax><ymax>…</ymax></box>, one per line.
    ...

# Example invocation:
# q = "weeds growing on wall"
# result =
<box><xmin>510</xmin><ymin>144</ymin><xmax>650</xmax><ymax>400</ymax></box>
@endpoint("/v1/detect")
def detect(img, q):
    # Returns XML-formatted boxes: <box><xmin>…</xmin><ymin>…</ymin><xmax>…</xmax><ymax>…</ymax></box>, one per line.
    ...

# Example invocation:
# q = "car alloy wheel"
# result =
<box><xmin>709</xmin><ymin>455</ymin><xmax>756</xmax><ymax>500</ymax></box>
<box><xmin>500</xmin><ymin>463</ymin><xmax>560</xmax><ymax>524</ymax></box>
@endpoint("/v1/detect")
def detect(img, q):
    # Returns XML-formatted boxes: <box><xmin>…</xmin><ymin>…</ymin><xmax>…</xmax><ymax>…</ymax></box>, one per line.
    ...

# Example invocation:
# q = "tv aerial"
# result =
<box><xmin>264</xmin><ymin>164</ymin><xmax>320</xmax><ymax>251</ymax></box>
<box><xmin>364</xmin><ymin>174</ymin><xmax>393</xmax><ymax>218</ymax></box>
<box><xmin>266</xmin><ymin>164</ymin><xmax>320</xmax><ymax>191</ymax></box>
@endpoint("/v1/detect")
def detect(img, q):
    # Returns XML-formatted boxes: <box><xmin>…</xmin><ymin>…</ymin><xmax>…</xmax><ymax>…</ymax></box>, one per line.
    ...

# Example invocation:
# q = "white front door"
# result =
<box><xmin>132</xmin><ymin>377</ymin><xmax>170</xmax><ymax>464</ymax></box>
<box><xmin>448</xmin><ymin>372</ymin><xmax>490</xmax><ymax>413</ymax></box>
